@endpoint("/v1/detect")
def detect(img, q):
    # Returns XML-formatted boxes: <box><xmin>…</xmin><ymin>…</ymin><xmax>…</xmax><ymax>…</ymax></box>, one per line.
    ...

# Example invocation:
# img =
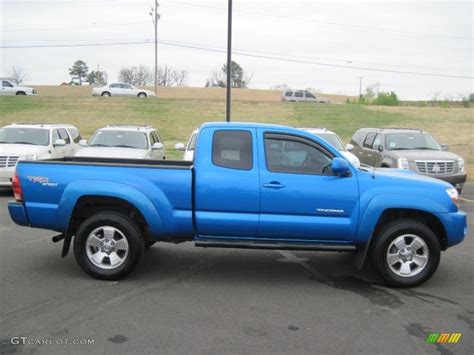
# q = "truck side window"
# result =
<box><xmin>295</xmin><ymin>91</ymin><xmax>304</xmax><ymax>98</ymax></box>
<box><xmin>264</xmin><ymin>135</ymin><xmax>333</xmax><ymax>175</ymax></box>
<box><xmin>68</xmin><ymin>128</ymin><xmax>82</xmax><ymax>143</ymax></box>
<box><xmin>363</xmin><ymin>133</ymin><xmax>376</xmax><ymax>148</ymax></box>
<box><xmin>58</xmin><ymin>129</ymin><xmax>71</xmax><ymax>144</ymax></box>
<box><xmin>212</xmin><ymin>130</ymin><xmax>253</xmax><ymax>170</ymax></box>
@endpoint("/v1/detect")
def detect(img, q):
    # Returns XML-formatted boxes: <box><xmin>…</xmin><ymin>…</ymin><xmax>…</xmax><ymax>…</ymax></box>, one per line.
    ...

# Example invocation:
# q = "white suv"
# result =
<box><xmin>92</xmin><ymin>83</ymin><xmax>155</xmax><ymax>98</ymax></box>
<box><xmin>76</xmin><ymin>125</ymin><xmax>165</xmax><ymax>160</ymax></box>
<box><xmin>0</xmin><ymin>123</ymin><xmax>82</xmax><ymax>187</ymax></box>
<box><xmin>301</xmin><ymin>127</ymin><xmax>360</xmax><ymax>168</ymax></box>
<box><xmin>1</xmin><ymin>79</ymin><xmax>37</xmax><ymax>96</ymax></box>
<box><xmin>282</xmin><ymin>90</ymin><xmax>330</xmax><ymax>103</ymax></box>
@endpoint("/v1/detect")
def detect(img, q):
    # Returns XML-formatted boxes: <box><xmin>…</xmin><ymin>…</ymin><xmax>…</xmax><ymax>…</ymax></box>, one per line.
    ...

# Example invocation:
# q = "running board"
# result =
<box><xmin>194</xmin><ymin>240</ymin><xmax>356</xmax><ymax>252</ymax></box>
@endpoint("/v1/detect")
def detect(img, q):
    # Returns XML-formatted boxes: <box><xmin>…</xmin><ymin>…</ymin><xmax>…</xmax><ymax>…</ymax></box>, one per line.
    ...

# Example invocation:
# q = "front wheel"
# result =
<box><xmin>370</xmin><ymin>220</ymin><xmax>440</xmax><ymax>288</ymax></box>
<box><xmin>101</xmin><ymin>92</ymin><xmax>111</xmax><ymax>97</ymax></box>
<box><xmin>137</xmin><ymin>92</ymin><xmax>147</xmax><ymax>98</ymax></box>
<box><xmin>73</xmin><ymin>212</ymin><xmax>145</xmax><ymax>280</ymax></box>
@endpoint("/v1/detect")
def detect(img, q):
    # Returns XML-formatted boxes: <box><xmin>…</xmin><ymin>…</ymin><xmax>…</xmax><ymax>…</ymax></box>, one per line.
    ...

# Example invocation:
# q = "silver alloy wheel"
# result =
<box><xmin>85</xmin><ymin>226</ymin><xmax>129</xmax><ymax>270</ymax></box>
<box><xmin>386</xmin><ymin>234</ymin><xmax>429</xmax><ymax>277</ymax></box>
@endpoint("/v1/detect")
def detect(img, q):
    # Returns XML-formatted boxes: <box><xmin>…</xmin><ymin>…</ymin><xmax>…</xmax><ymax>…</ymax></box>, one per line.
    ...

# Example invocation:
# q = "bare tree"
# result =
<box><xmin>9</xmin><ymin>66</ymin><xmax>28</xmax><ymax>84</ymax></box>
<box><xmin>157</xmin><ymin>65</ymin><xmax>174</xmax><ymax>87</ymax></box>
<box><xmin>118</xmin><ymin>67</ymin><xmax>136</xmax><ymax>84</ymax></box>
<box><xmin>171</xmin><ymin>69</ymin><xmax>189</xmax><ymax>87</ymax></box>
<box><xmin>135</xmin><ymin>65</ymin><xmax>152</xmax><ymax>86</ymax></box>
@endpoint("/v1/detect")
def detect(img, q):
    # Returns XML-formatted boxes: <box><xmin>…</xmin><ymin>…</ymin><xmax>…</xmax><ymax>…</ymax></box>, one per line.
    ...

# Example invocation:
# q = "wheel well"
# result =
<box><xmin>137</xmin><ymin>92</ymin><xmax>147</xmax><ymax>97</ymax></box>
<box><xmin>68</xmin><ymin>196</ymin><xmax>149</xmax><ymax>239</ymax></box>
<box><xmin>373</xmin><ymin>209</ymin><xmax>447</xmax><ymax>250</ymax></box>
<box><xmin>101</xmin><ymin>91</ymin><xmax>111</xmax><ymax>96</ymax></box>
<box><xmin>16</xmin><ymin>91</ymin><xmax>26</xmax><ymax>95</ymax></box>
<box><xmin>381</xmin><ymin>163</ymin><xmax>391</xmax><ymax>167</ymax></box>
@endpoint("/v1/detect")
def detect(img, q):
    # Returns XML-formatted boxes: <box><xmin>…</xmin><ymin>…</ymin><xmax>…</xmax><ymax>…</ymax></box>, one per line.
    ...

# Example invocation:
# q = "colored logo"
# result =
<box><xmin>426</xmin><ymin>333</ymin><xmax>462</xmax><ymax>344</ymax></box>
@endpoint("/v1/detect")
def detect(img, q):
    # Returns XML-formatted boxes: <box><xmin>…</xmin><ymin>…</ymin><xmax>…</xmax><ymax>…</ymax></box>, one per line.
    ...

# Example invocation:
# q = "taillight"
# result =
<box><xmin>12</xmin><ymin>173</ymin><xmax>23</xmax><ymax>202</ymax></box>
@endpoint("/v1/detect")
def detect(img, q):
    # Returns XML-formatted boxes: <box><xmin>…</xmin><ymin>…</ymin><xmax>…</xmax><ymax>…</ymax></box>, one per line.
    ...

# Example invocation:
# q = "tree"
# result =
<box><xmin>372</xmin><ymin>91</ymin><xmax>400</xmax><ymax>106</ymax></box>
<box><xmin>68</xmin><ymin>60</ymin><xmax>89</xmax><ymax>85</ymax></box>
<box><xmin>135</xmin><ymin>65</ymin><xmax>152</xmax><ymax>86</ymax></box>
<box><xmin>205</xmin><ymin>61</ymin><xmax>251</xmax><ymax>88</ymax></box>
<box><xmin>157</xmin><ymin>65</ymin><xmax>174</xmax><ymax>86</ymax></box>
<box><xmin>87</xmin><ymin>70</ymin><xmax>107</xmax><ymax>85</ymax></box>
<box><xmin>9</xmin><ymin>66</ymin><xmax>28</xmax><ymax>84</ymax></box>
<box><xmin>118</xmin><ymin>67</ymin><xmax>136</xmax><ymax>85</ymax></box>
<box><xmin>171</xmin><ymin>69</ymin><xmax>189</xmax><ymax>87</ymax></box>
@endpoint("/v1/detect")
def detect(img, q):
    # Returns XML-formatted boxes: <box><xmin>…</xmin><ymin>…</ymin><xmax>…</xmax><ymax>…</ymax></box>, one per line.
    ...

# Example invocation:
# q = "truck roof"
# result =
<box><xmin>357</xmin><ymin>127</ymin><xmax>424</xmax><ymax>133</ymax></box>
<box><xmin>100</xmin><ymin>125</ymin><xmax>155</xmax><ymax>132</ymax></box>
<box><xmin>5</xmin><ymin>123</ymin><xmax>76</xmax><ymax>129</ymax></box>
<box><xmin>200</xmin><ymin>121</ymin><xmax>310</xmax><ymax>133</ymax></box>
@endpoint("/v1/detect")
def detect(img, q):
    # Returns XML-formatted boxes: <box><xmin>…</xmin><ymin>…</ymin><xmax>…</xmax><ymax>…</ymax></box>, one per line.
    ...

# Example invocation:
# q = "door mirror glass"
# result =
<box><xmin>79</xmin><ymin>139</ymin><xmax>88</xmax><ymax>147</ymax></box>
<box><xmin>441</xmin><ymin>144</ymin><xmax>449</xmax><ymax>151</ymax></box>
<box><xmin>331</xmin><ymin>157</ymin><xmax>351</xmax><ymax>177</ymax></box>
<box><xmin>174</xmin><ymin>142</ymin><xmax>185</xmax><ymax>151</ymax></box>
<box><xmin>54</xmin><ymin>139</ymin><xmax>66</xmax><ymax>147</ymax></box>
<box><xmin>152</xmin><ymin>142</ymin><xmax>163</xmax><ymax>150</ymax></box>
<box><xmin>345</xmin><ymin>143</ymin><xmax>354</xmax><ymax>151</ymax></box>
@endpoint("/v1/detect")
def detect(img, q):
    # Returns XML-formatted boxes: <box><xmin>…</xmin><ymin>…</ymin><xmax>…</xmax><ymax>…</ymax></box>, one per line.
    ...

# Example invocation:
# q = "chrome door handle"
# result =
<box><xmin>263</xmin><ymin>182</ymin><xmax>285</xmax><ymax>189</ymax></box>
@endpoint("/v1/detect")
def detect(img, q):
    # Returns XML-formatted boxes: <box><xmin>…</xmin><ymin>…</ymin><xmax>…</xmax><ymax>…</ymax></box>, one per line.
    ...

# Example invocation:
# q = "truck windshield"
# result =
<box><xmin>89</xmin><ymin>130</ymin><xmax>148</xmax><ymax>149</ymax></box>
<box><xmin>314</xmin><ymin>133</ymin><xmax>345</xmax><ymax>151</ymax></box>
<box><xmin>0</xmin><ymin>128</ymin><xmax>49</xmax><ymax>146</ymax></box>
<box><xmin>187</xmin><ymin>133</ymin><xmax>197</xmax><ymax>151</ymax></box>
<box><xmin>385</xmin><ymin>133</ymin><xmax>441</xmax><ymax>150</ymax></box>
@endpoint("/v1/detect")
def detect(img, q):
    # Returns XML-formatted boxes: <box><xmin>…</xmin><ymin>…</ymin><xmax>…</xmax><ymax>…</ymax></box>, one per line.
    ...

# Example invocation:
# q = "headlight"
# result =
<box><xmin>397</xmin><ymin>158</ymin><xmax>409</xmax><ymax>169</ymax></box>
<box><xmin>458</xmin><ymin>158</ymin><xmax>465</xmax><ymax>172</ymax></box>
<box><xmin>446</xmin><ymin>187</ymin><xmax>459</xmax><ymax>207</ymax></box>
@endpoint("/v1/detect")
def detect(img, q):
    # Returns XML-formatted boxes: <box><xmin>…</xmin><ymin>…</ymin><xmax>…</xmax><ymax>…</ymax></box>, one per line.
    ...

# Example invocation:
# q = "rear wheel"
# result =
<box><xmin>137</xmin><ymin>92</ymin><xmax>147</xmax><ymax>98</ymax></box>
<box><xmin>101</xmin><ymin>91</ymin><xmax>111</xmax><ymax>97</ymax></box>
<box><xmin>73</xmin><ymin>212</ymin><xmax>145</xmax><ymax>280</ymax></box>
<box><xmin>370</xmin><ymin>220</ymin><xmax>440</xmax><ymax>288</ymax></box>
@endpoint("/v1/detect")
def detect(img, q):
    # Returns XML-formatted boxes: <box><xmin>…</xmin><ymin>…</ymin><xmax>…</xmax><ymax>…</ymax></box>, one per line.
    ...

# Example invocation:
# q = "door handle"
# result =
<box><xmin>263</xmin><ymin>181</ymin><xmax>285</xmax><ymax>189</ymax></box>
<box><xmin>367</xmin><ymin>154</ymin><xmax>372</xmax><ymax>157</ymax></box>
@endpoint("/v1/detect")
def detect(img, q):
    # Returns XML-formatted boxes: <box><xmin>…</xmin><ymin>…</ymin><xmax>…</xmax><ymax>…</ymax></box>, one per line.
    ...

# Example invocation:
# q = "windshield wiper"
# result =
<box><xmin>89</xmin><ymin>144</ymin><xmax>110</xmax><ymax>147</ymax></box>
<box><xmin>389</xmin><ymin>148</ymin><xmax>412</xmax><ymax>150</ymax></box>
<box><xmin>115</xmin><ymin>145</ymin><xmax>140</xmax><ymax>149</ymax></box>
<box><xmin>14</xmin><ymin>142</ymin><xmax>37</xmax><ymax>145</ymax></box>
<box><xmin>412</xmin><ymin>147</ymin><xmax>438</xmax><ymax>150</ymax></box>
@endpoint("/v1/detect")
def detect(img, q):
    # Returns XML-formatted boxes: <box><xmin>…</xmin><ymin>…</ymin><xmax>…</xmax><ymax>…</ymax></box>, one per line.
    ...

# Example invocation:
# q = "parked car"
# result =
<box><xmin>0</xmin><ymin>123</ymin><xmax>81</xmax><ymax>187</ymax></box>
<box><xmin>9</xmin><ymin>122</ymin><xmax>466</xmax><ymax>287</ymax></box>
<box><xmin>301</xmin><ymin>128</ymin><xmax>360</xmax><ymax>168</ymax></box>
<box><xmin>1</xmin><ymin>79</ymin><xmax>37</xmax><ymax>96</ymax></box>
<box><xmin>350</xmin><ymin>128</ymin><xmax>467</xmax><ymax>193</ymax></box>
<box><xmin>76</xmin><ymin>125</ymin><xmax>165</xmax><ymax>160</ymax></box>
<box><xmin>282</xmin><ymin>90</ymin><xmax>330</xmax><ymax>103</ymax></box>
<box><xmin>175</xmin><ymin>129</ymin><xmax>198</xmax><ymax>161</ymax></box>
<box><xmin>92</xmin><ymin>83</ymin><xmax>155</xmax><ymax>98</ymax></box>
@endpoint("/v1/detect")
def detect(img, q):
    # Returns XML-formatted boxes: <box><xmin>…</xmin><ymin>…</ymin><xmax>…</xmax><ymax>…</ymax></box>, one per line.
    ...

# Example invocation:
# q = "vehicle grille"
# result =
<box><xmin>415</xmin><ymin>160</ymin><xmax>455</xmax><ymax>175</ymax></box>
<box><xmin>0</xmin><ymin>156</ymin><xmax>20</xmax><ymax>168</ymax></box>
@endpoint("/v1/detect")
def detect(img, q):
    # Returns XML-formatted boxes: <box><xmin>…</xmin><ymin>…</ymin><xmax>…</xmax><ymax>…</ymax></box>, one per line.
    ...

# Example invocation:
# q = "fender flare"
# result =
<box><xmin>354</xmin><ymin>194</ymin><xmax>448</xmax><ymax>269</ymax></box>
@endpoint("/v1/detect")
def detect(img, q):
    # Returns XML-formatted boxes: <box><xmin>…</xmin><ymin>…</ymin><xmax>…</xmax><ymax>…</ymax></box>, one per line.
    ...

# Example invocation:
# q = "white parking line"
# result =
<box><xmin>460</xmin><ymin>197</ymin><xmax>474</xmax><ymax>203</ymax></box>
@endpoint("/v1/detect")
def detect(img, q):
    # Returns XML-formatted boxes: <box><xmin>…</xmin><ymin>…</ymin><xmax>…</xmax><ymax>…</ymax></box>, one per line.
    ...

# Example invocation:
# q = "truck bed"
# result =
<box><xmin>37</xmin><ymin>156</ymin><xmax>193</xmax><ymax>169</ymax></box>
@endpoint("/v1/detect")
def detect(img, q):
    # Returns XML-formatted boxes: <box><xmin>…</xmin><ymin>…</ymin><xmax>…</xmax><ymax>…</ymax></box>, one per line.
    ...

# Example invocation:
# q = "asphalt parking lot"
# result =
<box><xmin>0</xmin><ymin>185</ymin><xmax>472</xmax><ymax>355</ymax></box>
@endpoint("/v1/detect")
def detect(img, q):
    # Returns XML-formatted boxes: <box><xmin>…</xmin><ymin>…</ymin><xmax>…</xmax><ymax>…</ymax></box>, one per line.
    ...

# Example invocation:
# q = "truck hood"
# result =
<box><xmin>75</xmin><ymin>147</ymin><xmax>149</xmax><ymax>159</ymax></box>
<box><xmin>370</xmin><ymin>167</ymin><xmax>452</xmax><ymax>188</ymax></box>
<box><xmin>386</xmin><ymin>149</ymin><xmax>461</xmax><ymax>161</ymax></box>
<box><xmin>0</xmin><ymin>144</ymin><xmax>50</xmax><ymax>157</ymax></box>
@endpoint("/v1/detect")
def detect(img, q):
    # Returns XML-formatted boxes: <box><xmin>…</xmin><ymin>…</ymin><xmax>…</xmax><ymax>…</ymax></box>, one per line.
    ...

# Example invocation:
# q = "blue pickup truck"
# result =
<box><xmin>8</xmin><ymin>122</ymin><xmax>467</xmax><ymax>287</ymax></box>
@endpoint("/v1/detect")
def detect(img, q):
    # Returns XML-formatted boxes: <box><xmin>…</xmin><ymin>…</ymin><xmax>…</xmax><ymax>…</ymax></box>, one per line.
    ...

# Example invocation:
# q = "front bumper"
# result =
<box><xmin>0</xmin><ymin>168</ymin><xmax>14</xmax><ymax>187</ymax></box>
<box><xmin>436</xmin><ymin>211</ymin><xmax>468</xmax><ymax>248</ymax></box>
<box><xmin>416</xmin><ymin>171</ymin><xmax>467</xmax><ymax>190</ymax></box>
<box><xmin>8</xmin><ymin>202</ymin><xmax>30</xmax><ymax>226</ymax></box>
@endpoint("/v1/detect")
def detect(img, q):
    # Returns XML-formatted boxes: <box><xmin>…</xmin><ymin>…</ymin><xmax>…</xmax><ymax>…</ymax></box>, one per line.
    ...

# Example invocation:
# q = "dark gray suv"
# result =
<box><xmin>350</xmin><ymin>128</ymin><xmax>467</xmax><ymax>193</ymax></box>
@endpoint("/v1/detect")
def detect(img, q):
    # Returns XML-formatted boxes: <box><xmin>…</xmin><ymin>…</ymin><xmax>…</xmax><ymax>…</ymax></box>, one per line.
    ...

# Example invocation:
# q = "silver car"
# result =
<box><xmin>92</xmin><ymin>83</ymin><xmax>155</xmax><ymax>98</ymax></box>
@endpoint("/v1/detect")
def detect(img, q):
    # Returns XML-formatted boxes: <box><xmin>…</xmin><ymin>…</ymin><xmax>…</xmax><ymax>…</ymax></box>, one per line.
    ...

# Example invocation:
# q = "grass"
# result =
<box><xmin>0</xmin><ymin>96</ymin><xmax>472</xmax><ymax>177</ymax></box>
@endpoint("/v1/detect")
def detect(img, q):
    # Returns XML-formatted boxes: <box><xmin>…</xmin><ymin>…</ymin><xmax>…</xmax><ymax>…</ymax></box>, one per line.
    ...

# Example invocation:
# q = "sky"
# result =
<box><xmin>1</xmin><ymin>0</ymin><xmax>473</xmax><ymax>99</ymax></box>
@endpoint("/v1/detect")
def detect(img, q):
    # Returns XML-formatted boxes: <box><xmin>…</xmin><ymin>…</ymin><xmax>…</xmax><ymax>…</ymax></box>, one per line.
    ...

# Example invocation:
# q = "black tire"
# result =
<box><xmin>16</xmin><ymin>91</ymin><xmax>26</xmax><ymax>96</ymax></box>
<box><xmin>370</xmin><ymin>220</ymin><xmax>440</xmax><ymax>288</ymax></box>
<box><xmin>101</xmin><ymin>91</ymin><xmax>111</xmax><ymax>97</ymax></box>
<box><xmin>73</xmin><ymin>212</ymin><xmax>145</xmax><ymax>280</ymax></box>
<box><xmin>137</xmin><ymin>92</ymin><xmax>147</xmax><ymax>98</ymax></box>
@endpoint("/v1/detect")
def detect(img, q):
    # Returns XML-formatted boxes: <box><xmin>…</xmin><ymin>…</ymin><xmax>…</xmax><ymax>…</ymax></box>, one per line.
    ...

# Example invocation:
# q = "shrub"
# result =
<box><xmin>372</xmin><ymin>91</ymin><xmax>400</xmax><ymax>106</ymax></box>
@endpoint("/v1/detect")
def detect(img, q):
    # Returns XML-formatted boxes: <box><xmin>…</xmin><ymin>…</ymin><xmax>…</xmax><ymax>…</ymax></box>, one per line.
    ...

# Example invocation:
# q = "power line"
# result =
<box><xmin>2</xmin><ymin>39</ymin><xmax>472</xmax><ymax>80</ymax></box>
<box><xmin>2</xmin><ymin>21</ymin><xmax>149</xmax><ymax>32</ymax></box>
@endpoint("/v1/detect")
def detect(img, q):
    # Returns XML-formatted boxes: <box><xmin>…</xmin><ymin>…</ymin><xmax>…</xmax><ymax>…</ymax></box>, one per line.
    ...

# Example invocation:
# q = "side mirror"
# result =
<box><xmin>152</xmin><ymin>142</ymin><xmax>163</xmax><ymax>150</ymax></box>
<box><xmin>331</xmin><ymin>158</ymin><xmax>351</xmax><ymax>177</ymax></box>
<box><xmin>53</xmin><ymin>139</ymin><xmax>66</xmax><ymax>147</ymax></box>
<box><xmin>441</xmin><ymin>144</ymin><xmax>449</xmax><ymax>151</ymax></box>
<box><xmin>345</xmin><ymin>143</ymin><xmax>354</xmax><ymax>152</ymax></box>
<box><xmin>79</xmin><ymin>139</ymin><xmax>88</xmax><ymax>147</ymax></box>
<box><xmin>174</xmin><ymin>142</ymin><xmax>185</xmax><ymax>151</ymax></box>
<box><xmin>376</xmin><ymin>144</ymin><xmax>384</xmax><ymax>152</ymax></box>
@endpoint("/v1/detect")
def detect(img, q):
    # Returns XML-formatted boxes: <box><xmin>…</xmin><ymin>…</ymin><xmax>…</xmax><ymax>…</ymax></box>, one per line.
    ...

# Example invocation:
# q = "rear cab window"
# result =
<box><xmin>67</xmin><ymin>127</ymin><xmax>82</xmax><ymax>143</ymax></box>
<box><xmin>212</xmin><ymin>130</ymin><xmax>253</xmax><ymax>170</ymax></box>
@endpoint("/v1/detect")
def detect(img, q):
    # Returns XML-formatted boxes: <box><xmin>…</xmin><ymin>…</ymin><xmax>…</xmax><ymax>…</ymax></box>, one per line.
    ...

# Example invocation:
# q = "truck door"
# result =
<box><xmin>194</xmin><ymin>128</ymin><xmax>260</xmax><ymax>237</ymax></box>
<box><xmin>257</xmin><ymin>129</ymin><xmax>359</xmax><ymax>241</ymax></box>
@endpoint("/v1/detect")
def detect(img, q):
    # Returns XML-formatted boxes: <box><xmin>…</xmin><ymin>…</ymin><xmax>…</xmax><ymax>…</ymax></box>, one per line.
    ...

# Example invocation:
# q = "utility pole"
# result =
<box><xmin>226</xmin><ymin>0</ymin><xmax>233</xmax><ymax>122</ymax></box>
<box><xmin>358</xmin><ymin>76</ymin><xmax>363</xmax><ymax>102</ymax></box>
<box><xmin>150</xmin><ymin>1</ymin><xmax>160</xmax><ymax>96</ymax></box>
